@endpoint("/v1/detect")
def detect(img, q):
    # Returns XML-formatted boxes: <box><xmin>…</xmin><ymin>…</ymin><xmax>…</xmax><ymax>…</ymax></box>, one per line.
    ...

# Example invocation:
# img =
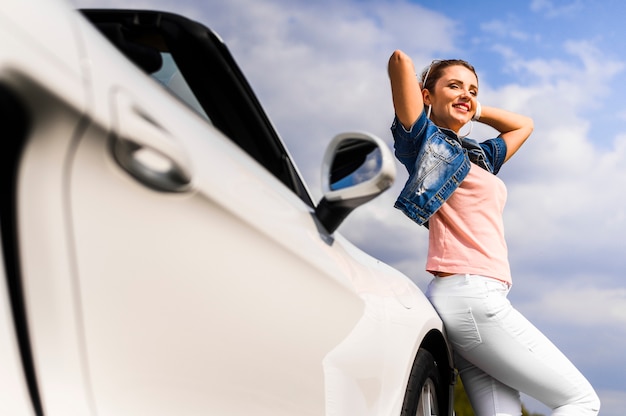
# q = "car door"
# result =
<box><xmin>59</xmin><ymin>10</ymin><xmax>366</xmax><ymax>416</ymax></box>
<box><xmin>5</xmin><ymin>4</ymin><xmax>456</xmax><ymax>416</ymax></box>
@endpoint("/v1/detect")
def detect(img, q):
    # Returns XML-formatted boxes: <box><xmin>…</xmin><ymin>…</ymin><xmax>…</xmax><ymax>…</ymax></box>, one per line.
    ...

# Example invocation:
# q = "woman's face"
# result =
<box><xmin>422</xmin><ymin>65</ymin><xmax>478</xmax><ymax>133</ymax></box>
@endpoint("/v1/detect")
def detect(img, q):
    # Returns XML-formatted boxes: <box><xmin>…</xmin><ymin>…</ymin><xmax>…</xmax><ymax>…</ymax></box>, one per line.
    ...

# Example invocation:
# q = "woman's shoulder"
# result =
<box><xmin>392</xmin><ymin>111</ymin><xmax>449</xmax><ymax>144</ymax></box>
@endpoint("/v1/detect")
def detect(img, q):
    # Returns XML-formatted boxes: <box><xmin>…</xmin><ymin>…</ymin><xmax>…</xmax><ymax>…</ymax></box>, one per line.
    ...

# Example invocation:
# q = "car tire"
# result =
<box><xmin>401</xmin><ymin>348</ymin><xmax>444</xmax><ymax>416</ymax></box>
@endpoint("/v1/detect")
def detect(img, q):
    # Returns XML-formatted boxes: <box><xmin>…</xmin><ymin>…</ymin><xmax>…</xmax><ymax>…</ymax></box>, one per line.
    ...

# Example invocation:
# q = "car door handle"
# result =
<box><xmin>111</xmin><ymin>90</ymin><xmax>193</xmax><ymax>192</ymax></box>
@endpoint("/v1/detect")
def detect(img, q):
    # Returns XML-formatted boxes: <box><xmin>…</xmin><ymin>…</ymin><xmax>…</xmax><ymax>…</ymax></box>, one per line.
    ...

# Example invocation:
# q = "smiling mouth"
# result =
<box><xmin>453</xmin><ymin>103</ymin><xmax>470</xmax><ymax>112</ymax></box>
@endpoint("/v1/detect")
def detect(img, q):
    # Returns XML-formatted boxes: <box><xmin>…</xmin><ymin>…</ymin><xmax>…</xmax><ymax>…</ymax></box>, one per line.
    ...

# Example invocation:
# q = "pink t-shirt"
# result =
<box><xmin>426</xmin><ymin>162</ymin><xmax>512</xmax><ymax>284</ymax></box>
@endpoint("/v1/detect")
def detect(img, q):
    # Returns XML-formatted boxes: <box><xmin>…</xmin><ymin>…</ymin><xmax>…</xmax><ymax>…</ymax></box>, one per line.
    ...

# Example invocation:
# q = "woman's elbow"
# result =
<box><xmin>388</xmin><ymin>50</ymin><xmax>412</xmax><ymax>73</ymax></box>
<box><xmin>389</xmin><ymin>49</ymin><xmax>407</xmax><ymax>63</ymax></box>
<box><xmin>524</xmin><ymin>115</ymin><xmax>534</xmax><ymax>136</ymax></box>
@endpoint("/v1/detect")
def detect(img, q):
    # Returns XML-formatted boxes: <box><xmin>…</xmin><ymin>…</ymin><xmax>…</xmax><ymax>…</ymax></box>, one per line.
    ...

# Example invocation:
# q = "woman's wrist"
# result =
<box><xmin>473</xmin><ymin>101</ymin><xmax>482</xmax><ymax>121</ymax></box>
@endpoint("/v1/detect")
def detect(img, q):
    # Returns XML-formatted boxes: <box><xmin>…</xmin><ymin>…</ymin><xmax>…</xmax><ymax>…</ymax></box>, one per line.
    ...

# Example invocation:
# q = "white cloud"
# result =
<box><xmin>519</xmin><ymin>283</ymin><xmax>626</xmax><ymax>327</ymax></box>
<box><xmin>530</xmin><ymin>0</ymin><xmax>583</xmax><ymax>18</ymax></box>
<box><xmin>480</xmin><ymin>19</ymin><xmax>532</xmax><ymax>42</ymax></box>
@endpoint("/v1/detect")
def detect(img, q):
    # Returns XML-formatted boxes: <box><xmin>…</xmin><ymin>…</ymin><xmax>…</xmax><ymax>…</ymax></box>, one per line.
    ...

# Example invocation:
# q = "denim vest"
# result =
<box><xmin>392</xmin><ymin>111</ymin><xmax>507</xmax><ymax>227</ymax></box>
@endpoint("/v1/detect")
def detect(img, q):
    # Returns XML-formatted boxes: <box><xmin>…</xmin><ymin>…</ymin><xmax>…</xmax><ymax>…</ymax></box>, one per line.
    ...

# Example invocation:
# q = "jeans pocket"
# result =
<box><xmin>446</xmin><ymin>308</ymin><xmax>482</xmax><ymax>352</ymax></box>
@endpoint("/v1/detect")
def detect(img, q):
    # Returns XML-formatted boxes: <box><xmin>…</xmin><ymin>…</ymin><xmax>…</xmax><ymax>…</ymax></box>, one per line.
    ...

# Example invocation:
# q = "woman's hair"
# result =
<box><xmin>420</xmin><ymin>59</ymin><xmax>478</xmax><ymax>92</ymax></box>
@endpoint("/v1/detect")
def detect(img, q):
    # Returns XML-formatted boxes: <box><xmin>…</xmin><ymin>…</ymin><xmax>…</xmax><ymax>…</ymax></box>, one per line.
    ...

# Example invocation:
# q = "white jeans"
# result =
<box><xmin>426</xmin><ymin>274</ymin><xmax>600</xmax><ymax>416</ymax></box>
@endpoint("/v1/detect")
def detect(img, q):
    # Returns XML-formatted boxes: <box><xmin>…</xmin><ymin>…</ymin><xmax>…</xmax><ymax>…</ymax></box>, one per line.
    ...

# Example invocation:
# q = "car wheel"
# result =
<box><xmin>401</xmin><ymin>348</ymin><xmax>443</xmax><ymax>416</ymax></box>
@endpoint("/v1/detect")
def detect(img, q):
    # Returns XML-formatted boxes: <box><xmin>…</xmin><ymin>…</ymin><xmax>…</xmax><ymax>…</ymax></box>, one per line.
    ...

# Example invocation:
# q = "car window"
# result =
<box><xmin>151</xmin><ymin>52</ymin><xmax>210</xmax><ymax>121</ymax></box>
<box><xmin>82</xmin><ymin>9</ymin><xmax>312</xmax><ymax>206</ymax></box>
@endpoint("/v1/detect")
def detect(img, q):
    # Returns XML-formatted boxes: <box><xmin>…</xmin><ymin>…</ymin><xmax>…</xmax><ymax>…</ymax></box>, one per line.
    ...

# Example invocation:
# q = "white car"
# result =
<box><xmin>0</xmin><ymin>1</ymin><xmax>454</xmax><ymax>415</ymax></box>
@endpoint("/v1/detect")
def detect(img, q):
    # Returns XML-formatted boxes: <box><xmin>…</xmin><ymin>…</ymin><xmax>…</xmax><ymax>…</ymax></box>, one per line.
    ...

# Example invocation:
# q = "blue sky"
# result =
<box><xmin>73</xmin><ymin>0</ymin><xmax>626</xmax><ymax>414</ymax></box>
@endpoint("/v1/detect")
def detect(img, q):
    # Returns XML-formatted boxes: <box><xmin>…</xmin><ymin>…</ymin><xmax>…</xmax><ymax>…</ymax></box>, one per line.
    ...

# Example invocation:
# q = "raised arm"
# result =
<box><xmin>388</xmin><ymin>50</ymin><xmax>423</xmax><ymax>130</ymax></box>
<box><xmin>478</xmin><ymin>105</ymin><xmax>534</xmax><ymax>162</ymax></box>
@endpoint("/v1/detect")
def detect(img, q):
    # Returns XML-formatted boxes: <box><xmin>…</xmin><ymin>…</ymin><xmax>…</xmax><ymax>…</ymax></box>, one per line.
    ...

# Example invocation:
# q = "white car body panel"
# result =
<box><xmin>0</xmin><ymin>248</ymin><xmax>32</xmax><ymax>416</ymax></box>
<box><xmin>0</xmin><ymin>2</ymin><xmax>94</xmax><ymax>415</ymax></box>
<box><xmin>0</xmin><ymin>1</ymin><xmax>453</xmax><ymax>415</ymax></box>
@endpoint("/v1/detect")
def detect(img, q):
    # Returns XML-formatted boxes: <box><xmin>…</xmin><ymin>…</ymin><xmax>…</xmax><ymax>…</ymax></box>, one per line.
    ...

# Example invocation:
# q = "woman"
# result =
<box><xmin>388</xmin><ymin>50</ymin><xmax>600</xmax><ymax>416</ymax></box>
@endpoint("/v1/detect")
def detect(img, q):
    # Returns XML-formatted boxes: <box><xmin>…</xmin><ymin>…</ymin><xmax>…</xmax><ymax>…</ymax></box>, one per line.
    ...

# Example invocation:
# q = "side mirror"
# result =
<box><xmin>315</xmin><ymin>132</ymin><xmax>396</xmax><ymax>234</ymax></box>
